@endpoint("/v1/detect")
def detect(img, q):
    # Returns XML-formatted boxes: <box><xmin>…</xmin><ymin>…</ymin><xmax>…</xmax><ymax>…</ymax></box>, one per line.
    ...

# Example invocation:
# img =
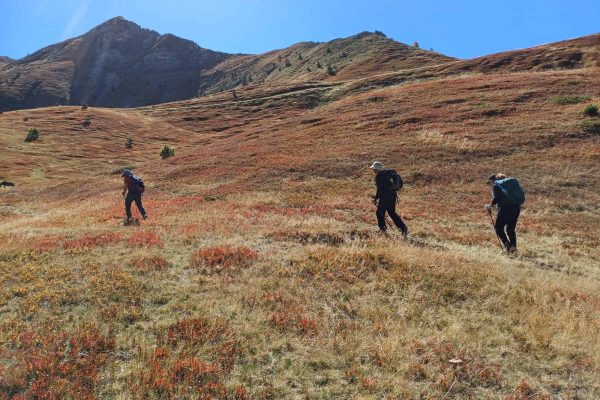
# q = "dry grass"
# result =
<box><xmin>0</xmin><ymin>63</ymin><xmax>599</xmax><ymax>398</ymax></box>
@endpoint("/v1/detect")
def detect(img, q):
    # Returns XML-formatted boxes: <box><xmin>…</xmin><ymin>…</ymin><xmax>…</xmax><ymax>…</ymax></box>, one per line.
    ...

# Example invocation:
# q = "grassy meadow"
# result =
<box><xmin>0</xmin><ymin>67</ymin><xmax>599</xmax><ymax>399</ymax></box>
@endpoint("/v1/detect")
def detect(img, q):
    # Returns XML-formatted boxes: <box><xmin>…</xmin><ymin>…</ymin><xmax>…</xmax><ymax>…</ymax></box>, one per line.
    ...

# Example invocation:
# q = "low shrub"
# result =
<box><xmin>125</xmin><ymin>138</ymin><xmax>134</xmax><ymax>148</ymax></box>
<box><xmin>582</xmin><ymin>104</ymin><xmax>598</xmax><ymax>117</ymax></box>
<box><xmin>133</xmin><ymin>254</ymin><xmax>169</xmax><ymax>272</ymax></box>
<box><xmin>160</xmin><ymin>145</ymin><xmax>175</xmax><ymax>159</ymax></box>
<box><xmin>128</xmin><ymin>231</ymin><xmax>163</xmax><ymax>247</ymax></box>
<box><xmin>81</xmin><ymin>103</ymin><xmax>88</xmax><ymax>110</ymax></box>
<box><xmin>83</xmin><ymin>118</ymin><xmax>91</xmax><ymax>127</ymax></box>
<box><xmin>189</xmin><ymin>246</ymin><xmax>257</xmax><ymax>274</ymax></box>
<box><xmin>551</xmin><ymin>95</ymin><xmax>589</xmax><ymax>105</ymax></box>
<box><xmin>581</xmin><ymin>120</ymin><xmax>600</xmax><ymax>135</ymax></box>
<box><xmin>24</xmin><ymin>128</ymin><xmax>39</xmax><ymax>142</ymax></box>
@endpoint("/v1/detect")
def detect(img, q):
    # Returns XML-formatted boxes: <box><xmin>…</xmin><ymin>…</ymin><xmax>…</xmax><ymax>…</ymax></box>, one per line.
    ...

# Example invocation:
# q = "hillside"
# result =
<box><xmin>0</xmin><ymin>57</ymin><xmax>13</xmax><ymax>68</ymax></box>
<box><xmin>1</xmin><ymin>48</ymin><xmax>599</xmax><ymax>398</ymax></box>
<box><xmin>195</xmin><ymin>31</ymin><xmax>455</xmax><ymax>95</ymax></box>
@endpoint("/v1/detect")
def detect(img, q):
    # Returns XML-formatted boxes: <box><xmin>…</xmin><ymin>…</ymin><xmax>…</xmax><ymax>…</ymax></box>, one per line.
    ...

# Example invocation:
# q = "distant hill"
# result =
<box><xmin>0</xmin><ymin>17</ymin><xmax>229</xmax><ymax>111</ymax></box>
<box><xmin>195</xmin><ymin>31</ymin><xmax>455</xmax><ymax>95</ymax></box>
<box><xmin>0</xmin><ymin>56</ymin><xmax>13</xmax><ymax>68</ymax></box>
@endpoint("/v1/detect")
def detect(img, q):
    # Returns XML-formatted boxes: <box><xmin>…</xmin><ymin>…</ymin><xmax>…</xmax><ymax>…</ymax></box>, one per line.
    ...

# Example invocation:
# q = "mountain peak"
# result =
<box><xmin>89</xmin><ymin>16</ymin><xmax>144</xmax><ymax>34</ymax></box>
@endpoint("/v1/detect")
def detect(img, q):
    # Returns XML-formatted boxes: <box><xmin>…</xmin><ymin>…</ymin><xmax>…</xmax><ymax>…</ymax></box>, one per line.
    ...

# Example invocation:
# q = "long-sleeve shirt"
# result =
<box><xmin>374</xmin><ymin>171</ymin><xmax>394</xmax><ymax>201</ymax></box>
<box><xmin>491</xmin><ymin>183</ymin><xmax>508</xmax><ymax>207</ymax></box>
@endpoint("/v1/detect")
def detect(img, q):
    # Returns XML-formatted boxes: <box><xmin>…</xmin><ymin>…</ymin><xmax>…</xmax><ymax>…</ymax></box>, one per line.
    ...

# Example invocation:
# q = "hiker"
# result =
<box><xmin>370</xmin><ymin>161</ymin><xmax>408</xmax><ymax>237</ymax></box>
<box><xmin>121</xmin><ymin>169</ymin><xmax>148</xmax><ymax>224</ymax></box>
<box><xmin>485</xmin><ymin>173</ymin><xmax>525</xmax><ymax>253</ymax></box>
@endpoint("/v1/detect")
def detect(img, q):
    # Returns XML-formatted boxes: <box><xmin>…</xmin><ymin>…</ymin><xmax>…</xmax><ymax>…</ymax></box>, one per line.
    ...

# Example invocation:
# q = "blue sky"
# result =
<box><xmin>1</xmin><ymin>0</ymin><xmax>598</xmax><ymax>60</ymax></box>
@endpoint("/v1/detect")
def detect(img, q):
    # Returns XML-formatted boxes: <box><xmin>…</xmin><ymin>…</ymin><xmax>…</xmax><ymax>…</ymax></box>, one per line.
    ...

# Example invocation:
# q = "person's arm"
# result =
<box><xmin>122</xmin><ymin>179</ymin><xmax>128</xmax><ymax>197</ymax></box>
<box><xmin>373</xmin><ymin>173</ymin><xmax>384</xmax><ymax>201</ymax></box>
<box><xmin>491</xmin><ymin>184</ymin><xmax>502</xmax><ymax>206</ymax></box>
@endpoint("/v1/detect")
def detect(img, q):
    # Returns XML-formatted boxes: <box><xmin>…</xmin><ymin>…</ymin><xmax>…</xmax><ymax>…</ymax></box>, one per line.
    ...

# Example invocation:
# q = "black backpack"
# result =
<box><xmin>385</xmin><ymin>169</ymin><xmax>403</xmax><ymax>191</ymax></box>
<box><xmin>130</xmin><ymin>174</ymin><xmax>145</xmax><ymax>194</ymax></box>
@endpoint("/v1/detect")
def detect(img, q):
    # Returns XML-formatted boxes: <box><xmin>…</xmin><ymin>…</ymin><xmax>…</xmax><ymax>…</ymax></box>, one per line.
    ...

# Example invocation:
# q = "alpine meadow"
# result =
<box><xmin>0</xmin><ymin>14</ymin><xmax>599</xmax><ymax>400</ymax></box>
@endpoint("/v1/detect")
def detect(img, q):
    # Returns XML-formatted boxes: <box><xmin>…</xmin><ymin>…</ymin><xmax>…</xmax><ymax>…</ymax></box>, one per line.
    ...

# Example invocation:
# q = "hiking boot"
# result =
<box><xmin>142</xmin><ymin>213</ymin><xmax>148</xmax><ymax>220</ymax></box>
<box><xmin>507</xmin><ymin>245</ymin><xmax>517</xmax><ymax>254</ymax></box>
<box><xmin>377</xmin><ymin>229</ymin><xmax>389</xmax><ymax>236</ymax></box>
<box><xmin>401</xmin><ymin>228</ymin><xmax>408</xmax><ymax>238</ymax></box>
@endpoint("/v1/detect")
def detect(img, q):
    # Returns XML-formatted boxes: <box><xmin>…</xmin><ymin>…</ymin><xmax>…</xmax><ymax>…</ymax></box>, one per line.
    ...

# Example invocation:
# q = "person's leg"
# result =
<box><xmin>134</xmin><ymin>192</ymin><xmax>147</xmax><ymax>218</ymax></box>
<box><xmin>125</xmin><ymin>193</ymin><xmax>134</xmax><ymax>220</ymax></box>
<box><xmin>506</xmin><ymin>206</ymin><xmax>520</xmax><ymax>250</ymax></box>
<box><xmin>494</xmin><ymin>208</ymin><xmax>510</xmax><ymax>249</ymax></box>
<box><xmin>376</xmin><ymin>201</ymin><xmax>387</xmax><ymax>231</ymax></box>
<box><xmin>386</xmin><ymin>199</ymin><xmax>407</xmax><ymax>233</ymax></box>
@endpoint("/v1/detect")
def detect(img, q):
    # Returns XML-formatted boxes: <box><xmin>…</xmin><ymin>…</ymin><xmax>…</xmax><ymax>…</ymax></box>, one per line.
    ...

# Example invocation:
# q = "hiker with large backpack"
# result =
<box><xmin>121</xmin><ymin>169</ymin><xmax>148</xmax><ymax>224</ymax></box>
<box><xmin>370</xmin><ymin>161</ymin><xmax>408</xmax><ymax>237</ymax></box>
<box><xmin>485</xmin><ymin>173</ymin><xmax>525</xmax><ymax>253</ymax></box>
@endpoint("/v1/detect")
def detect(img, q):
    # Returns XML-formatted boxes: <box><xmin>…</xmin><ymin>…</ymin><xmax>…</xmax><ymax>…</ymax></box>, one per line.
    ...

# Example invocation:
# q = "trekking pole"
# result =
<box><xmin>487</xmin><ymin>208</ymin><xmax>504</xmax><ymax>250</ymax></box>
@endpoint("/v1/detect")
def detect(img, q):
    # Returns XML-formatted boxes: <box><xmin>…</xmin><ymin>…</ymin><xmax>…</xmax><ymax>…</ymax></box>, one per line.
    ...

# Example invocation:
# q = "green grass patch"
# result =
<box><xmin>551</xmin><ymin>95</ymin><xmax>589</xmax><ymax>105</ymax></box>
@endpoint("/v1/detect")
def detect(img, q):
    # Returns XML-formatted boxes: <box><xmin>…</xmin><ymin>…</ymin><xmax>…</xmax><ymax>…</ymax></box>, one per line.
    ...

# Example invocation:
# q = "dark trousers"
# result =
<box><xmin>125</xmin><ymin>191</ymin><xmax>146</xmax><ymax>219</ymax></box>
<box><xmin>376</xmin><ymin>196</ymin><xmax>407</xmax><ymax>232</ymax></box>
<box><xmin>495</xmin><ymin>205</ymin><xmax>520</xmax><ymax>249</ymax></box>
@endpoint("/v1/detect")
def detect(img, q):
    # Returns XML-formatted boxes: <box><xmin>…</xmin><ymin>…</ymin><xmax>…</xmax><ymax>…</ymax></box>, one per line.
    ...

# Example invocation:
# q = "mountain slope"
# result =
<box><xmin>0</xmin><ymin>17</ymin><xmax>229</xmax><ymax>111</ymax></box>
<box><xmin>196</xmin><ymin>31</ymin><xmax>455</xmax><ymax>95</ymax></box>
<box><xmin>0</xmin><ymin>66</ymin><xmax>599</xmax><ymax>398</ymax></box>
<box><xmin>0</xmin><ymin>56</ymin><xmax>13</xmax><ymax>68</ymax></box>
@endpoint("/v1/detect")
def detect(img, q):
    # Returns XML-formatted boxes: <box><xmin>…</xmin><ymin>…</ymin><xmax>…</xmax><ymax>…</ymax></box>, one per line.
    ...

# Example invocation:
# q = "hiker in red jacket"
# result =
<box><xmin>121</xmin><ymin>169</ymin><xmax>148</xmax><ymax>224</ymax></box>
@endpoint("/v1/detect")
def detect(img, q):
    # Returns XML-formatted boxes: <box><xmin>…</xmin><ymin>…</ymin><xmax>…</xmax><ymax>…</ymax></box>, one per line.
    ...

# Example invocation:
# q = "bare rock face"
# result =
<box><xmin>0</xmin><ymin>17</ymin><xmax>229</xmax><ymax>111</ymax></box>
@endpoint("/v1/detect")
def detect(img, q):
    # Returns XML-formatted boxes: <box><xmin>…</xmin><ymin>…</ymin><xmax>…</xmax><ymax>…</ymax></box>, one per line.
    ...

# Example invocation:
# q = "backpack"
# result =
<box><xmin>130</xmin><ymin>174</ymin><xmax>145</xmax><ymax>194</ymax></box>
<box><xmin>385</xmin><ymin>169</ymin><xmax>404</xmax><ymax>191</ymax></box>
<box><xmin>495</xmin><ymin>178</ymin><xmax>524</xmax><ymax>205</ymax></box>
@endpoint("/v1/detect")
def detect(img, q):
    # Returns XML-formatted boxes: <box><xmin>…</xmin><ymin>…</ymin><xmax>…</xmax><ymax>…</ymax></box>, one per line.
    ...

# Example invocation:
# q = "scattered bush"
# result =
<box><xmin>160</xmin><ymin>145</ymin><xmax>175</xmax><ymax>159</ymax></box>
<box><xmin>551</xmin><ymin>95</ymin><xmax>589</xmax><ymax>105</ymax></box>
<box><xmin>83</xmin><ymin>118</ymin><xmax>91</xmax><ymax>127</ymax></box>
<box><xmin>317</xmin><ymin>61</ymin><xmax>322</xmax><ymax>69</ymax></box>
<box><xmin>326</xmin><ymin>65</ymin><xmax>336</xmax><ymax>76</ymax></box>
<box><xmin>582</xmin><ymin>104</ymin><xmax>598</xmax><ymax>117</ymax></box>
<box><xmin>298</xmin><ymin>53</ymin><xmax>303</xmax><ymax>60</ymax></box>
<box><xmin>22</xmin><ymin>116</ymin><xmax>28</xmax><ymax>122</ymax></box>
<box><xmin>326</xmin><ymin>47</ymin><xmax>332</xmax><ymax>54</ymax></box>
<box><xmin>581</xmin><ymin>120</ymin><xmax>600</xmax><ymax>135</ymax></box>
<box><xmin>189</xmin><ymin>246</ymin><xmax>257</xmax><ymax>274</ymax></box>
<box><xmin>24</xmin><ymin>128</ymin><xmax>39</xmax><ymax>142</ymax></box>
<box><xmin>81</xmin><ymin>103</ymin><xmax>88</xmax><ymax>110</ymax></box>
<box><xmin>284</xmin><ymin>58</ymin><xmax>291</xmax><ymax>67</ymax></box>
<box><xmin>133</xmin><ymin>255</ymin><xmax>169</xmax><ymax>272</ymax></box>
<box><xmin>63</xmin><ymin>232</ymin><xmax>121</xmax><ymax>250</ymax></box>
<box><xmin>413</xmin><ymin>41</ymin><xmax>420</xmax><ymax>48</ymax></box>
<box><xmin>128</xmin><ymin>231</ymin><xmax>163</xmax><ymax>247</ymax></box>
<box><xmin>125</xmin><ymin>138</ymin><xmax>134</xmax><ymax>148</ymax></box>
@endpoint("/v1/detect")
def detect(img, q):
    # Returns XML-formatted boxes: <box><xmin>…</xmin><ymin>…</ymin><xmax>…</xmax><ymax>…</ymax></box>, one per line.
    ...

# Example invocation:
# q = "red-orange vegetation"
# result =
<box><xmin>127</xmin><ymin>231</ymin><xmax>163</xmax><ymax>247</ymax></box>
<box><xmin>132</xmin><ymin>254</ymin><xmax>169</xmax><ymax>272</ymax></box>
<box><xmin>269</xmin><ymin>309</ymin><xmax>318</xmax><ymax>336</ymax></box>
<box><xmin>63</xmin><ymin>232</ymin><xmax>121</xmax><ymax>250</ymax></box>
<box><xmin>135</xmin><ymin>317</ymin><xmax>243</xmax><ymax>398</ymax></box>
<box><xmin>0</xmin><ymin>325</ymin><xmax>114</xmax><ymax>399</ymax></box>
<box><xmin>189</xmin><ymin>246</ymin><xmax>257</xmax><ymax>274</ymax></box>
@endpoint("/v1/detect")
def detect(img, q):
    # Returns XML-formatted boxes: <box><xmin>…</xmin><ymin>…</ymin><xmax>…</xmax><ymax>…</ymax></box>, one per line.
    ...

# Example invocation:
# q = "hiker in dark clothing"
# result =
<box><xmin>370</xmin><ymin>161</ymin><xmax>408</xmax><ymax>237</ymax></box>
<box><xmin>121</xmin><ymin>169</ymin><xmax>147</xmax><ymax>223</ymax></box>
<box><xmin>485</xmin><ymin>173</ymin><xmax>521</xmax><ymax>253</ymax></box>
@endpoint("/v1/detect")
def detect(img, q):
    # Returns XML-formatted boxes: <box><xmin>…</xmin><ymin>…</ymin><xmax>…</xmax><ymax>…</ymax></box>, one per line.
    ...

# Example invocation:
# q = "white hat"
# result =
<box><xmin>370</xmin><ymin>161</ymin><xmax>384</xmax><ymax>171</ymax></box>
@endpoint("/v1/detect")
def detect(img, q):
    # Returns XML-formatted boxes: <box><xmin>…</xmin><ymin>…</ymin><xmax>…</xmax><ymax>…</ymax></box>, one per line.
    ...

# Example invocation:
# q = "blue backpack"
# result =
<box><xmin>495</xmin><ymin>178</ymin><xmax>525</xmax><ymax>205</ymax></box>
